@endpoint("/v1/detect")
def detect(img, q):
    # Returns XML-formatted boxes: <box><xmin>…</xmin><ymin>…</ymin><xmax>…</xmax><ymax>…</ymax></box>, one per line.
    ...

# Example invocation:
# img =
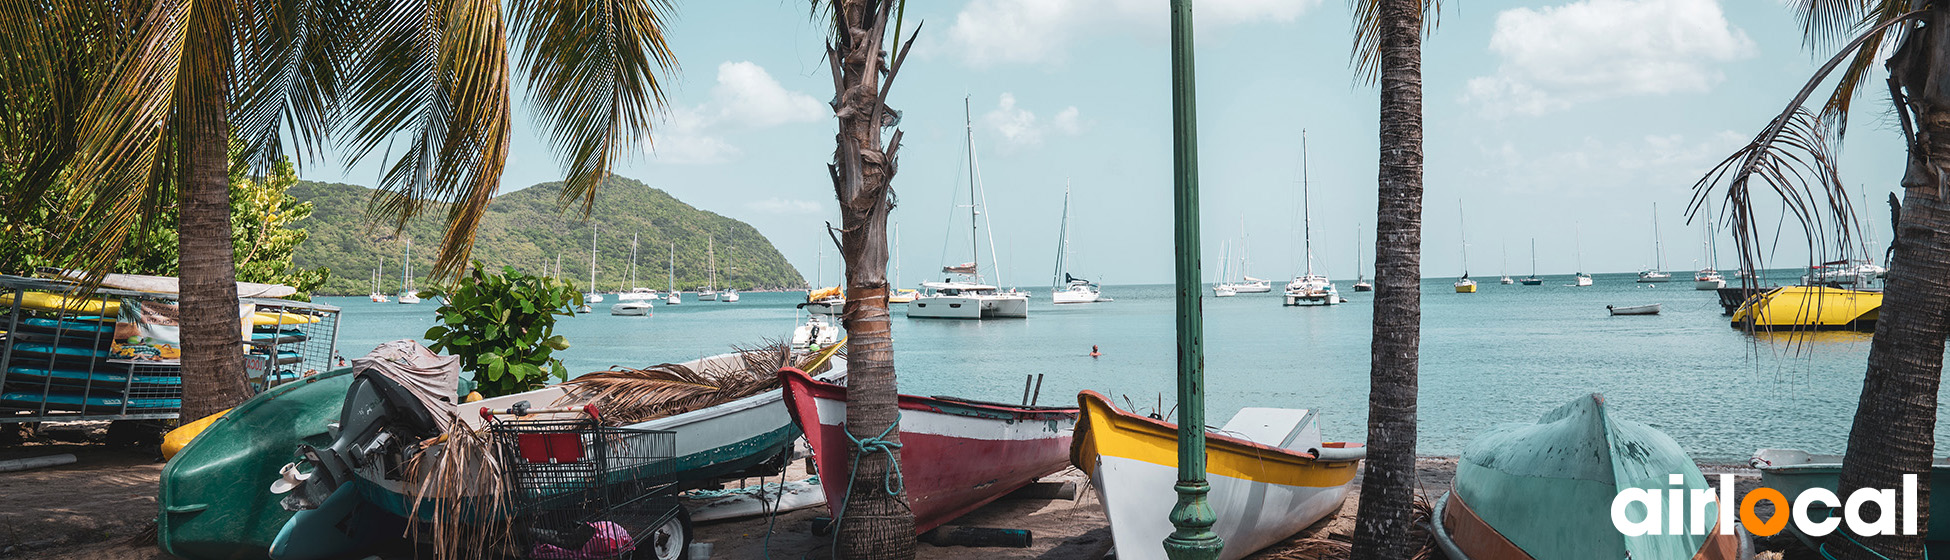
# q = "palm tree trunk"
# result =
<box><xmin>174</xmin><ymin>12</ymin><xmax>250</xmax><ymax>422</ymax></box>
<box><xmin>1831</xmin><ymin>11</ymin><xmax>1950</xmax><ymax>558</ymax></box>
<box><xmin>826</xmin><ymin>1</ymin><xmax>916</xmax><ymax>558</ymax></box>
<box><xmin>1351</xmin><ymin>0</ymin><xmax>1423</xmax><ymax>557</ymax></box>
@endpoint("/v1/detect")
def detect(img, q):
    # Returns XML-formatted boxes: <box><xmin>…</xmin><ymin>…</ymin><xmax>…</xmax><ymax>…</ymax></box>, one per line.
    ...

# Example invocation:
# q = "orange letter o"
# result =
<box><xmin>1742</xmin><ymin>488</ymin><xmax>1790</xmax><ymax>537</ymax></box>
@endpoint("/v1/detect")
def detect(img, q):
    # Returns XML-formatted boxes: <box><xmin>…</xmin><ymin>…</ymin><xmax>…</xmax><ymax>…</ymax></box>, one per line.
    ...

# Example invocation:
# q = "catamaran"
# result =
<box><xmin>397</xmin><ymin>240</ymin><xmax>421</xmax><ymax>304</ymax></box>
<box><xmin>1052</xmin><ymin>183</ymin><xmax>1109</xmax><ymax>304</ymax></box>
<box><xmin>1638</xmin><ymin>203</ymin><xmax>1672</xmax><ymax>283</ymax></box>
<box><xmin>1454</xmin><ymin>203</ymin><xmax>1477</xmax><ymax>293</ymax></box>
<box><xmin>909</xmin><ymin>98</ymin><xmax>1030</xmax><ymax>319</ymax></box>
<box><xmin>1284</xmin><ymin>131</ymin><xmax>1338</xmax><ymax>306</ymax></box>
<box><xmin>1519</xmin><ymin>238</ymin><xmax>1543</xmax><ymax>285</ymax></box>
<box><xmin>618</xmin><ymin>234</ymin><xmax>658</xmax><ymax>301</ymax></box>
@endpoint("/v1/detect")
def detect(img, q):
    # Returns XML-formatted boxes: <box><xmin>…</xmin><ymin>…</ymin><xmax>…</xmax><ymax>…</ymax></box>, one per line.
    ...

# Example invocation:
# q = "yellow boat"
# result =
<box><xmin>1730</xmin><ymin>286</ymin><xmax>1880</xmax><ymax>331</ymax></box>
<box><xmin>0</xmin><ymin>291</ymin><xmax>120</xmax><ymax>316</ymax></box>
<box><xmin>889</xmin><ymin>288</ymin><xmax>919</xmax><ymax>304</ymax></box>
<box><xmin>1072</xmin><ymin>391</ymin><xmax>1364</xmax><ymax>560</ymax></box>
<box><xmin>251</xmin><ymin>311</ymin><xmax>320</xmax><ymax>326</ymax></box>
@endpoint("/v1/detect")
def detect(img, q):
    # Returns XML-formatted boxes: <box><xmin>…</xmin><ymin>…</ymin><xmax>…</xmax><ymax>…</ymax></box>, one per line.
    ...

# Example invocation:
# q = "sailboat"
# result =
<box><xmin>1519</xmin><ymin>238</ymin><xmax>1543</xmax><ymax>285</ymax></box>
<box><xmin>1574</xmin><ymin>225</ymin><xmax>1594</xmax><ymax>286</ymax></box>
<box><xmin>1499</xmin><ymin>243</ymin><xmax>1515</xmax><ymax>284</ymax></box>
<box><xmin>368</xmin><ymin>261</ymin><xmax>390</xmax><ymax>302</ymax></box>
<box><xmin>1213</xmin><ymin>241</ymin><xmax>1238</xmax><ymax>297</ymax></box>
<box><xmin>664</xmin><ymin>242</ymin><xmax>682</xmax><ymax>305</ymax></box>
<box><xmin>1454</xmin><ymin>203</ymin><xmax>1477</xmax><ymax>293</ymax></box>
<box><xmin>1217</xmin><ymin>220</ymin><xmax>1271</xmax><ymax>294</ymax></box>
<box><xmin>1694</xmin><ymin>205</ymin><xmax>1725</xmax><ymax>290</ymax></box>
<box><xmin>698</xmin><ymin>237</ymin><xmax>720</xmax><ymax>301</ymax></box>
<box><xmin>1637</xmin><ymin>203</ymin><xmax>1671</xmax><ymax>283</ymax></box>
<box><xmin>1352</xmin><ymin>226</ymin><xmax>1373</xmax><ymax>292</ymax></box>
<box><xmin>618</xmin><ymin>234</ymin><xmax>658</xmax><ymax>301</ymax></box>
<box><xmin>1284</xmin><ymin>131</ymin><xmax>1339</xmax><ymax>306</ymax></box>
<box><xmin>909</xmin><ymin>97</ymin><xmax>1030</xmax><ymax>320</ymax></box>
<box><xmin>890</xmin><ymin>224</ymin><xmax>918</xmax><ymax>304</ymax></box>
<box><xmin>1052</xmin><ymin>183</ymin><xmax>1109</xmax><ymax>304</ymax></box>
<box><xmin>396</xmin><ymin>240</ymin><xmax>421</xmax><ymax>304</ymax></box>
<box><xmin>585</xmin><ymin>226</ymin><xmax>606</xmax><ymax>302</ymax></box>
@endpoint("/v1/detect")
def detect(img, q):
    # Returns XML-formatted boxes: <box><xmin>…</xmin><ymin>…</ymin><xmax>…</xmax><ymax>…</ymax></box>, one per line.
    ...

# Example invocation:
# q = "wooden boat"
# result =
<box><xmin>1606</xmin><ymin>303</ymin><xmax>1661</xmax><ymax>316</ymax></box>
<box><xmin>1730</xmin><ymin>286</ymin><xmax>1880</xmax><ymax>331</ymax></box>
<box><xmin>1072</xmin><ymin>391</ymin><xmax>1363</xmax><ymax>560</ymax></box>
<box><xmin>779</xmin><ymin>367</ymin><xmax>1077</xmax><ymax>533</ymax></box>
<box><xmin>157</xmin><ymin>367</ymin><xmax>361</xmax><ymax>560</ymax></box>
<box><xmin>1751</xmin><ymin>449</ymin><xmax>1950</xmax><ymax>553</ymax></box>
<box><xmin>1433</xmin><ymin>394</ymin><xmax>1745</xmax><ymax>560</ymax></box>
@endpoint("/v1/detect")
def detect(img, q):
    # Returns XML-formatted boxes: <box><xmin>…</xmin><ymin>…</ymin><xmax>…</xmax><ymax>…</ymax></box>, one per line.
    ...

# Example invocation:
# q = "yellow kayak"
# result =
<box><xmin>0</xmin><ymin>292</ymin><xmax>120</xmax><ymax>316</ymax></box>
<box><xmin>161</xmin><ymin>408</ymin><xmax>230</xmax><ymax>461</ymax></box>
<box><xmin>251</xmin><ymin>311</ymin><xmax>319</xmax><ymax>326</ymax></box>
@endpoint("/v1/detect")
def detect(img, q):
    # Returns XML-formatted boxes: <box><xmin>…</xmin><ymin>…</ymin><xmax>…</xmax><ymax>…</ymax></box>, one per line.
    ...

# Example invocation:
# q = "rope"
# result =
<box><xmin>828</xmin><ymin>414</ymin><xmax>905</xmax><ymax>558</ymax></box>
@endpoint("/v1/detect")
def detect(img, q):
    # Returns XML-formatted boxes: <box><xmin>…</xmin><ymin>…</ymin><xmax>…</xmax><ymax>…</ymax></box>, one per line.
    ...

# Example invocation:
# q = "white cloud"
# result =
<box><xmin>649</xmin><ymin>61</ymin><xmax>827</xmax><ymax>164</ymax></box>
<box><xmin>947</xmin><ymin>0</ymin><xmax>1320</xmax><ymax>66</ymax></box>
<box><xmin>1470</xmin><ymin>131</ymin><xmax>1747</xmax><ymax>196</ymax></box>
<box><xmin>749</xmin><ymin>197</ymin><xmax>824</xmax><ymax>215</ymax></box>
<box><xmin>1464</xmin><ymin>0</ymin><xmax>1757</xmax><ymax>118</ymax></box>
<box><xmin>980</xmin><ymin>94</ymin><xmax>1083</xmax><ymax>150</ymax></box>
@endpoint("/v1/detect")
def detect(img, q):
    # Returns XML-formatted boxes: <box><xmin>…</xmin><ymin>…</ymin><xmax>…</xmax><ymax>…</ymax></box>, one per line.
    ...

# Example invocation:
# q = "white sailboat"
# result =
<box><xmin>1454</xmin><ymin>204</ymin><xmax>1477</xmax><ymax>293</ymax></box>
<box><xmin>1213</xmin><ymin>241</ymin><xmax>1237</xmax><ymax>297</ymax></box>
<box><xmin>368</xmin><ymin>261</ymin><xmax>390</xmax><ymax>302</ymax></box>
<box><xmin>890</xmin><ymin>224</ymin><xmax>917</xmax><ymax>304</ymax></box>
<box><xmin>1052</xmin><ymin>183</ymin><xmax>1109</xmax><ymax>304</ymax></box>
<box><xmin>1352</xmin><ymin>226</ymin><xmax>1373</xmax><ymax>292</ymax></box>
<box><xmin>664</xmin><ymin>242</ymin><xmax>682</xmax><ymax>305</ymax></box>
<box><xmin>397</xmin><ymin>240</ymin><xmax>421</xmax><ymax>304</ymax></box>
<box><xmin>1217</xmin><ymin>220</ymin><xmax>1272</xmax><ymax>294</ymax></box>
<box><xmin>1694</xmin><ymin>204</ymin><xmax>1726</xmax><ymax>290</ymax></box>
<box><xmin>1284</xmin><ymin>131</ymin><xmax>1339</xmax><ymax>306</ymax></box>
<box><xmin>1499</xmin><ymin>243</ymin><xmax>1515</xmax><ymax>284</ymax></box>
<box><xmin>698</xmin><ymin>237</ymin><xmax>720</xmax><ymax>301</ymax></box>
<box><xmin>1574</xmin><ymin>226</ymin><xmax>1594</xmax><ymax>286</ymax></box>
<box><xmin>1637</xmin><ymin>203</ymin><xmax>1671</xmax><ymax>283</ymax></box>
<box><xmin>585</xmin><ymin>226</ymin><xmax>606</xmax><ymax>302</ymax></box>
<box><xmin>910</xmin><ymin>98</ymin><xmax>1030</xmax><ymax>319</ymax></box>
<box><xmin>619</xmin><ymin>234</ymin><xmax>658</xmax><ymax>301</ymax></box>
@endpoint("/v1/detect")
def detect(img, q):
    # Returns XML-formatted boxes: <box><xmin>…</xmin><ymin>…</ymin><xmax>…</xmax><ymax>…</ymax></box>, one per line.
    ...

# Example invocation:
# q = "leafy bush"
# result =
<box><xmin>424</xmin><ymin>263</ymin><xmax>580</xmax><ymax>397</ymax></box>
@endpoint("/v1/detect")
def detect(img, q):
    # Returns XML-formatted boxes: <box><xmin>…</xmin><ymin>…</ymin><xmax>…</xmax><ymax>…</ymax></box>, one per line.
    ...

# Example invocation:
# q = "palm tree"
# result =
<box><xmin>813</xmin><ymin>1</ymin><xmax>919</xmax><ymax>557</ymax></box>
<box><xmin>1694</xmin><ymin>4</ymin><xmax>1945</xmax><ymax>558</ymax></box>
<box><xmin>1347</xmin><ymin>0</ymin><xmax>1434</xmax><ymax>557</ymax></box>
<box><xmin>0</xmin><ymin>0</ymin><xmax>676</xmax><ymax>421</ymax></box>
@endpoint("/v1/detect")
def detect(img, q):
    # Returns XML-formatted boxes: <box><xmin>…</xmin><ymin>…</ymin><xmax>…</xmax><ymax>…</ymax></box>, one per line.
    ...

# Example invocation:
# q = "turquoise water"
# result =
<box><xmin>318</xmin><ymin>272</ymin><xmax>1946</xmax><ymax>461</ymax></box>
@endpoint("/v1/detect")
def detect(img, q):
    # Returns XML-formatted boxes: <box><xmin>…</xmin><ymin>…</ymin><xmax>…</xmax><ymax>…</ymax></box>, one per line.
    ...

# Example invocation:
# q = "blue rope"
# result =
<box><xmin>828</xmin><ymin>415</ymin><xmax>904</xmax><ymax>558</ymax></box>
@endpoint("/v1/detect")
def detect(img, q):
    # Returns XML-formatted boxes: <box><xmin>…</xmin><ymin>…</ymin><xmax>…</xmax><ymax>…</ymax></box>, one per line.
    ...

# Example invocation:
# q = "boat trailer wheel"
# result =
<box><xmin>641</xmin><ymin>506</ymin><xmax>692</xmax><ymax>560</ymax></box>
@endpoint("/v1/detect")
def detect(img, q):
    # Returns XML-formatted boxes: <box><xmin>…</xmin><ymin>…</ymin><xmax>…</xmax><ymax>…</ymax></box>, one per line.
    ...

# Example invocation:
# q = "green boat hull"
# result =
<box><xmin>157</xmin><ymin>368</ymin><xmax>354</xmax><ymax>560</ymax></box>
<box><xmin>1754</xmin><ymin>449</ymin><xmax>1950</xmax><ymax>549</ymax></box>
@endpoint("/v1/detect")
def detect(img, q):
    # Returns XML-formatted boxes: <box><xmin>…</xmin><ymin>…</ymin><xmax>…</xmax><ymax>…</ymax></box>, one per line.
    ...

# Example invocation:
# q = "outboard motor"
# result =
<box><xmin>273</xmin><ymin>340</ymin><xmax>460</xmax><ymax>511</ymax></box>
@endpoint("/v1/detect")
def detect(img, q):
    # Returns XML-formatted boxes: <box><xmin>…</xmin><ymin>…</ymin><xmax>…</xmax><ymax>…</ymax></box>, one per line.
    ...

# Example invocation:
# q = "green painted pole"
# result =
<box><xmin>1163</xmin><ymin>0</ymin><xmax>1222</xmax><ymax>558</ymax></box>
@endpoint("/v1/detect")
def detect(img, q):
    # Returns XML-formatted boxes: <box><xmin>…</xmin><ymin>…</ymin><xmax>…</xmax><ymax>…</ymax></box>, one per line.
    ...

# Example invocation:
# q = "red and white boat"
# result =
<box><xmin>778</xmin><ymin>368</ymin><xmax>1078</xmax><ymax>533</ymax></box>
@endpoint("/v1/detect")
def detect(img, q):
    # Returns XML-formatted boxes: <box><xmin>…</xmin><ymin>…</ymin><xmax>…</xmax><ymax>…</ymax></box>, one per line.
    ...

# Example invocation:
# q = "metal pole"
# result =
<box><xmin>1165</xmin><ymin>0</ymin><xmax>1221</xmax><ymax>557</ymax></box>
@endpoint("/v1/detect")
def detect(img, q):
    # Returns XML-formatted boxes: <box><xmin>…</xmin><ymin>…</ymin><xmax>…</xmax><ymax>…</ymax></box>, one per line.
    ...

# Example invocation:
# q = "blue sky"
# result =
<box><xmin>300</xmin><ymin>0</ymin><xmax>1909</xmax><ymax>286</ymax></box>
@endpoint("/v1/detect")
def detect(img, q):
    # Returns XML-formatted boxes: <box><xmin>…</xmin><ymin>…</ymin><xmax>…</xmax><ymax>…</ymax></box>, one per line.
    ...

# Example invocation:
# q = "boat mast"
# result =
<box><xmin>894</xmin><ymin>223</ymin><xmax>902</xmax><ymax>290</ymax></box>
<box><xmin>1651</xmin><ymin>203</ymin><xmax>1664</xmax><ymax>272</ymax></box>
<box><xmin>668</xmin><ymin>242</ymin><xmax>675</xmax><ymax>292</ymax></box>
<box><xmin>401</xmin><ymin>239</ymin><xmax>411</xmax><ymax>293</ymax></box>
<box><xmin>1301</xmin><ymin>130</ymin><xmax>1314</xmax><ymax>277</ymax></box>
<box><xmin>1575</xmin><ymin>225</ymin><xmax>1585</xmax><ymax>275</ymax></box>
<box><xmin>707</xmin><ymin>236</ymin><xmax>717</xmax><ymax>291</ymax></box>
<box><xmin>1053</xmin><ymin>183</ymin><xmax>1071</xmax><ymax>291</ymax></box>
<box><xmin>965</xmin><ymin>97</ymin><xmax>983</xmax><ymax>284</ymax></box>
<box><xmin>630</xmin><ymin>234</ymin><xmax>639</xmax><ymax>290</ymax></box>
<box><xmin>588</xmin><ymin>224</ymin><xmax>599</xmax><ymax>294</ymax></box>
<box><xmin>1355</xmin><ymin>226</ymin><xmax>1364</xmax><ymax>282</ymax></box>
<box><xmin>1239</xmin><ymin>218</ymin><xmax>1249</xmax><ymax>282</ymax></box>
<box><xmin>1531</xmin><ymin>238</ymin><xmax>1538</xmax><ymax>277</ymax></box>
<box><xmin>1458</xmin><ymin>201</ymin><xmax>1469</xmax><ymax>277</ymax></box>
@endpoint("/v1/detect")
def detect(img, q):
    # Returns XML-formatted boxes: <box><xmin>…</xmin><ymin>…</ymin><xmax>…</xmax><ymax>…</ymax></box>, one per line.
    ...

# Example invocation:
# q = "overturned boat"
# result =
<box><xmin>1433</xmin><ymin>394</ymin><xmax>1746</xmax><ymax>560</ymax></box>
<box><xmin>1072</xmin><ymin>391</ymin><xmax>1363</xmax><ymax>560</ymax></box>
<box><xmin>779</xmin><ymin>367</ymin><xmax>1076</xmax><ymax>533</ymax></box>
<box><xmin>1751</xmin><ymin>448</ymin><xmax>1950</xmax><ymax>553</ymax></box>
<box><xmin>1730</xmin><ymin>286</ymin><xmax>1880</xmax><ymax>331</ymax></box>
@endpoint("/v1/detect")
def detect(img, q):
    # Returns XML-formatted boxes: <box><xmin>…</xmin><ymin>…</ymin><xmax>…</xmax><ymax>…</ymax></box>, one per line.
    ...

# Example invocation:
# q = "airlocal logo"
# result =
<box><xmin>1610</xmin><ymin>474</ymin><xmax>1920</xmax><ymax>537</ymax></box>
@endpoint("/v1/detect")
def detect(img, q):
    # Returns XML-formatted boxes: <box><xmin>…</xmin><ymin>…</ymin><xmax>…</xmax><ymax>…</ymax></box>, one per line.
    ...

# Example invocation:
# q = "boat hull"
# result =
<box><xmin>1608</xmin><ymin>304</ymin><xmax>1661</xmax><ymax>316</ymax></box>
<box><xmin>1455</xmin><ymin>282</ymin><xmax>1477</xmax><ymax>293</ymax></box>
<box><xmin>907</xmin><ymin>294</ymin><xmax>1029</xmax><ymax>319</ymax></box>
<box><xmin>1072</xmin><ymin>391</ymin><xmax>1360</xmax><ymax>560</ymax></box>
<box><xmin>1752</xmin><ymin>449</ymin><xmax>1950</xmax><ymax>548</ymax></box>
<box><xmin>1518</xmin><ymin>278</ymin><xmax>1542</xmax><ymax>286</ymax></box>
<box><xmin>158</xmin><ymin>368</ymin><xmax>356</xmax><ymax>560</ymax></box>
<box><xmin>610</xmin><ymin>302</ymin><xmax>654</xmax><ymax>316</ymax></box>
<box><xmin>1730</xmin><ymin>286</ymin><xmax>1881</xmax><ymax>331</ymax></box>
<box><xmin>1231</xmin><ymin>283</ymin><xmax>1272</xmax><ymax>293</ymax></box>
<box><xmin>779</xmin><ymin>368</ymin><xmax>1076</xmax><ymax>533</ymax></box>
<box><xmin>1694</xmin><ymin>279</ymin><xmax>1726</xmax><ymax>290</ymax></box>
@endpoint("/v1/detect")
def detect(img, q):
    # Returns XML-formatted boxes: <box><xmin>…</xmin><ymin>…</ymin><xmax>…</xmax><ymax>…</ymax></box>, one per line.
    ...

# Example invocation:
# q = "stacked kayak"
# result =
<box><xmin>0</xmin><ymin>295</ymin><xmax>180</xmax><ymax>416</ymax></box>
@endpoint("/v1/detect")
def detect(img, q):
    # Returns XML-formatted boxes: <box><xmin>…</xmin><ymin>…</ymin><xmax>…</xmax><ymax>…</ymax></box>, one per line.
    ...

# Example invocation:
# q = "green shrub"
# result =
<box><xmin>424</xmin><ymin>262</ymin><xmax>580</xmax><ymax>397</ymax></box>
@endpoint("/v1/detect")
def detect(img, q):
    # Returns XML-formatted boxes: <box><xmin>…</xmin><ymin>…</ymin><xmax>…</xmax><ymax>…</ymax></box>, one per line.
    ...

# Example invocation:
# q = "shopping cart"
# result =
<box><xmin>483</xmin><ymin>403</ymin><xmax>689</xmax><ymax>560</ymax></box>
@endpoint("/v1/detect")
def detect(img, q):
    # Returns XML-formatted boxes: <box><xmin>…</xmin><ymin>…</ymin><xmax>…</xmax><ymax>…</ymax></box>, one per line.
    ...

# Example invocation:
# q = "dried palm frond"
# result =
<box><xmin>403</xmin><ymin>415</ymin><xmax>517</xmax><ymax>560</ymax></box>
<box><xmin>558</xmin><ymin>340</ymin><xmax>811</xmax><ymax>425</ymax></box>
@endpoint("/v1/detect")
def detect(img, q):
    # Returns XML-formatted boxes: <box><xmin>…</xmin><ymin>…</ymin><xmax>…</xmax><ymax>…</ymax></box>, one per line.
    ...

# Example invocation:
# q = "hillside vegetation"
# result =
<box><xmin>294</xmin><ymin>177</ymin><xmax>806</xmax><ymax>295</ymax></box>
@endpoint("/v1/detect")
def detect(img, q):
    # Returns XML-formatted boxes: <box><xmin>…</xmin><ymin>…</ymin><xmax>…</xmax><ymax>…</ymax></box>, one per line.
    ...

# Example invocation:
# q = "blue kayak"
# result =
<box><xmin>14</xmin><ymin>317</ymin><xmax>118</xmax><ymax>334</ymax></box>
<box><xmin>5</xmin><ymin>365</ymin><xmax>180</xmax><ymax>386</ymax></box>
<box><xmin>10</xmin><ymin>342</ymin><xmax>111</xmax><ymax>360</ymax></box>
<box><xmin>0</xmin><ymin>390</ymin><xmax>178</xmax><ymax>412</ymax></box>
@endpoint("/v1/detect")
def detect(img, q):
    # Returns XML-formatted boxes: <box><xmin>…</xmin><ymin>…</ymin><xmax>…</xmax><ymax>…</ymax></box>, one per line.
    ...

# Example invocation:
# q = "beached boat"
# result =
<box><xmin>1607</xmin><ymin>303</ymin><xmax>1660</xmax><ymax>316</ymax></box>
<box><xmin>1729</xmin><ymin>286</ymin><xmax>1881</xmax><ymax>331</ymax></box>
<box><xmin>1751</xmin><ymin>448</ymin><xmax>1950</xmax><ymax>551</ymax></box>
<box><xmin>1432</xmin><ymin>394</ymin><xmax>1745</xmax><ymax>560</ymax></box>
<box><xmin>157</xmin><ymin>367</ymin><xmax>369</xmax><ymax>560</ymax></box>
<box><xmin>1072</xmin><ymin>391</ymin><xmax>1363</xmax><ymax>560</ymax></box>
<box><xmin>779</xmin><ymin>367</ymin><xmax>1076</xmax><ymax>533</ymax></box>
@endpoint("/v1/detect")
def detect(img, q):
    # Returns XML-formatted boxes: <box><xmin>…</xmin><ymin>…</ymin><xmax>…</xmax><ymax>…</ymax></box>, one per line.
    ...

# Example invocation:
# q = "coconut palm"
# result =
<box><xmin>1347</xmin><ymin>0</ymin><xmax>1435</xmax><ymax>557</ymax></box>
<box><xmin>812</xmin><ymin>0</ymin><xmax>919</xmax><ymax>557</ymax></box>
<box><xmin>1693</xmin><ymin>3</ymin><xmax>1944</xmax><ymax>558</ymax></box>
<box><xmin>0</xmin><ymin>0</ymin><xmax>675</xmax><ymax>421</ymax></box>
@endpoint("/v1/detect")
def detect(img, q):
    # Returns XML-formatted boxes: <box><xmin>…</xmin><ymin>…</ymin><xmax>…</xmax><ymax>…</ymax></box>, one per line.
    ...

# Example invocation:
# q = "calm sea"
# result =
<box><xmin>316</xmin><ymin>272</ymin><xmax>1947</xmax><ymax>461</ymax></box>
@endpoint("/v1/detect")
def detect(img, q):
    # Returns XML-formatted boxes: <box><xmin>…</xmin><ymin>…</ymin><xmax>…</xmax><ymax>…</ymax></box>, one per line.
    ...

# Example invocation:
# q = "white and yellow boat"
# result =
<box><xmin>1072</xmin><ymin>391</ymin><xmax>1365</xmax><ymax>560</ymax></box>
<box><xmin>1730</xmin><ymin>286</ymin><xmax>1880</xmax><ymax>331</ymax></box>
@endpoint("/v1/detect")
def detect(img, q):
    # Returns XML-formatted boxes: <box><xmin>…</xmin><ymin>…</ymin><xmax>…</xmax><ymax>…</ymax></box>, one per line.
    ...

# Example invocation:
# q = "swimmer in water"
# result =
<box><xmin>1090</xmin><ymin>345</ymin><xmax>1101</xmax><ymax>358</ymax></box>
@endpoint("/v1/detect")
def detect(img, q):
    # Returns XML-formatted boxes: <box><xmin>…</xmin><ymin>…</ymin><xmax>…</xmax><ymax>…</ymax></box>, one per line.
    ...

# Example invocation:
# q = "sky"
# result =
<box><xmin>297</xmin><ymin>0</ymin><xmax>1911</xmax><ymax>286</ymax></box>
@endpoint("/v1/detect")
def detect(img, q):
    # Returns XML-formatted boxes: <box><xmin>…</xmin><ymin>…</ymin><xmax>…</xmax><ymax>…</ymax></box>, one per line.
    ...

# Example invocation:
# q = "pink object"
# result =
<box><xmin>529</xmin><ymin>521</ymin><xmax>635</xmax><ymax>560</ymax></box>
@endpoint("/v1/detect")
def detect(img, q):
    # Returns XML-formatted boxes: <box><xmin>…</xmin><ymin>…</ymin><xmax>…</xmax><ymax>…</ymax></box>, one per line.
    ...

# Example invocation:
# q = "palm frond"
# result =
<box><xmin>0</xmin><ymin>0</ymin><xmax>113</xmax><ymax>222</ymax></box>
<box><xmin>1815</xmin><ymin>1</ymin><xmax>1915</xmax><ymax>139</ymax></box>
<box><xmin>1347</xmin><ymin>0</ymin><xmax>1440</xmax><ymax>85</ymax></box>
<box><xmin>557</xmin><ymin>341</ymin><xmax>799</xmax><ymax>425</ymax></box>
<box><xmin>339</xmin><ymin>0</ymin><xmax>511</xmax><ymax>280</ymax></box>
<box><xmin>507</xmin><ymin>0</ymin><xmax>676</xmax><ymax>215</ymax></box>
<box><xmin>230</xmin><ymin>0</ymin><xmax>362</xmax><ymax>172</ymax></box>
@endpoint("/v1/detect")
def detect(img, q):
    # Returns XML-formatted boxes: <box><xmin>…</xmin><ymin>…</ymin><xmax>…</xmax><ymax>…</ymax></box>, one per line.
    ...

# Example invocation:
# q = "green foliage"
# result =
<box><xmin>423</xmin><ymin>263</ymin><xmax>580</xmax><ymax>397</ymax></box>
<box><xmin>0</xmin><ymin>146</ymin><xmax>329</xmax><ymax>298</ymax></box>
<box><xmin>291</xmin><ymin>175</ymin><xmax>807</xmax><ymax>295</ymax></box>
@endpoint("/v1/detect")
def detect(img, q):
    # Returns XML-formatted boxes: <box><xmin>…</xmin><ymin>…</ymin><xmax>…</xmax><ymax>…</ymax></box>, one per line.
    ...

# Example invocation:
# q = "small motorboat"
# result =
<box><xmin>1751</xmin><ymin>448</ymin><xmax>1950</xmax><ymax>553</ymax></box>
<box><xmin>1432</xmin><ymin>394</ymin><xmax>1746</xmax><ymax>560</ymax></box>
<box><xmin>791</xmin><ymin>316</ymin><xmax>840</xmax><ymax>349</ymax></box>
<box><xmin>610</xmin><ymin>301</ymin><xmax>654</xmax><ymax>316</ymax></box>
<box><xmin>801</xmin><ymin>286</ymin><xmax>844</xmax><ymax>315</ymax></box>
<box><xmin>778</xmin><ymin>367</ymin><xmax>1077</xmax><ymax>533</ymax></box>
<box><xmin>1607</xmin><ymin>303</ymin><xmax>1660</xmax><ymax>316</ymax></box>
<box><xmin>1730</xmin><ymin>286</ymin><xmax>1880</xmax><ymax>331</ymax></box>
<box><xmin>575</xmin><ymin>303</ymin><xmax>593</xmax><ymax>314</ymax></box>
<box><xmin>888</xmin><ymin>288</ymin><xmax>918</xmax><ymax>304</ymax></box>
<box><xmin>1073</xmin><ymin>391</ymin><xmax>1363</xmax><ymax>560</ymax></box>
<box><xmin>1213</xmin><ymin>284</ymin><xmax>1238</xmax><ymax>297</ymax></box>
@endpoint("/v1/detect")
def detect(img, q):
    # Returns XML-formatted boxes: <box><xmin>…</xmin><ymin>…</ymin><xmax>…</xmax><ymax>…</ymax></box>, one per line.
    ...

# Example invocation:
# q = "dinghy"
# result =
<box><xmin>779</xmin><ymin>367</ymin><xmax>1077</xmax><ymax>533</ymax></box>
<box><xmin>1432</xmin><ymin>394</ymin><xmax>1745</xmax><ymax>560</ymax></box>
<box><xmin>1751</xmin><ymin>448</ymin><xmax>1950</xmax><ymax>552</ymax></box>
<box><xmin>1606</xmin><ymin>303</ymin><xmax>1661</xmax><ymax>316</ymax></box>
<box><xmin>1072</xmin><ymin>391</ymin><xmax>1363</xmax><ymax>560</ymax></box>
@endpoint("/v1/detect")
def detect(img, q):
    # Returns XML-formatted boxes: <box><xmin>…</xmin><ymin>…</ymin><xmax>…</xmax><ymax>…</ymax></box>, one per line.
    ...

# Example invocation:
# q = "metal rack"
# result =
<box><xmin>486</xmin><ymin>409</ymin><xmax>682</xmax><ymax>559</ymax></box>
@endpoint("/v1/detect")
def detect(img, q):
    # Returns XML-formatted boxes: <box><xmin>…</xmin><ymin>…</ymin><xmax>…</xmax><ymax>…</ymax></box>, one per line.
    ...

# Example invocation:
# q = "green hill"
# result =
<box><xmin>293</xmin><ymin>177</ymin><xmax>806</xmax><ymax>295</ymax></box>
